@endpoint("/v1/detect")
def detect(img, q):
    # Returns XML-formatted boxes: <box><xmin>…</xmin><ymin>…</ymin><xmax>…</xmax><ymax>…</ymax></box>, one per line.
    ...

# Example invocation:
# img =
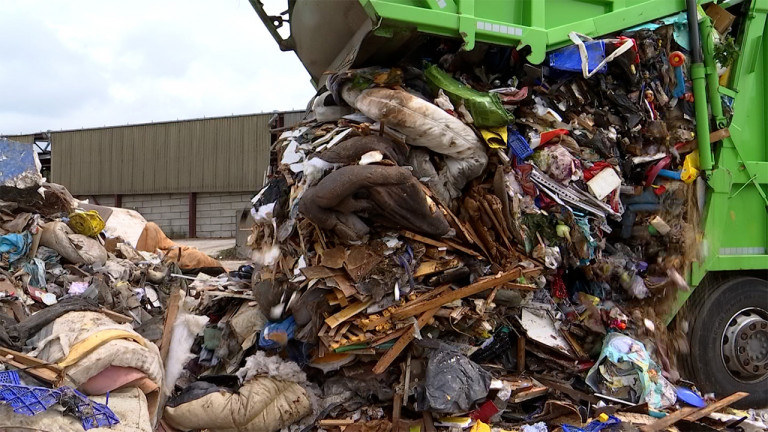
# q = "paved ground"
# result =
<box><xmin>175</xmin><ymin>238</ymin><xmax>249</xmax><ymax>272</ymax></box>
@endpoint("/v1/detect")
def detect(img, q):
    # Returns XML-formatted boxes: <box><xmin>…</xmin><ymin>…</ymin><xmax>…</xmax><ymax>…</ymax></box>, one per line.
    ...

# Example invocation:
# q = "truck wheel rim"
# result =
<box><xmin>721</xmin><ymin>307</ymin><xmax>768</xmax><ymax>383</ymax></box>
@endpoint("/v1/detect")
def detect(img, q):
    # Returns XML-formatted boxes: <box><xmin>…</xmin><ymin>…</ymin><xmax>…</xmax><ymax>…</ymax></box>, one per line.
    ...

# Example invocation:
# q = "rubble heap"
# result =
<box><xmin>236</xmin><ymin>14</ymin><xmax>760</xmax><ymax>432</ymax></box>
<box><xmin>0</xmin><ymin>8</ymin><xmax>765</xmax><ymax>432</ymax></box>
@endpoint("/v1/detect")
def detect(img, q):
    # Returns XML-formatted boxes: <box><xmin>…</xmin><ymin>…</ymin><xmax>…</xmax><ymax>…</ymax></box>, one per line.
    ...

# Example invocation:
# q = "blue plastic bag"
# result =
<box><xmin>259</xmin><ymin>316</ymin><xmax>296</xmax><ymax>350</ymax></box>
<box><xmin>561</xmin><ymin>415</ymin><xmax>620</xmax><ymax>432</ymax></box>
<box><xmin>0</xmin><ymin>232</ymin><xmax>32</xmax><ymax>263</ymax></box>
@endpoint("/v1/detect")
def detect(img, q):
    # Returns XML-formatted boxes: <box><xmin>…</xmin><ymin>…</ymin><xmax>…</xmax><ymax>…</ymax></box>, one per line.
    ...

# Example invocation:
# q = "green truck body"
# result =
<box><xmin>252</xmin><ymin>0</ymin><xmax>768</xmax><ymax>404</ymax></box>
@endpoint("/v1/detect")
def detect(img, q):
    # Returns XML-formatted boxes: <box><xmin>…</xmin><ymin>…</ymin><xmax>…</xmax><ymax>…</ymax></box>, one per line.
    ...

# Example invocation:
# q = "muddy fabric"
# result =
<box><xmin>163</xmin><ymin>377</ymin><xmax>311</xmax><ymax>432</ymax></box>
<box><xmin>316</xmin><ymin>135</ymin><xmax>408</xmax><ymax>166</ymax></box>
<box><xmin>137</xmin><ymin>222</ymin><xmax>223</xmax><ymax>271</ymax></box>
<box><xmin>3</xmin><ymin>296</ymin><xmax>101</xmax><ymax>349</ymax></box>
<box><xmin>299</xmin><ymin>165</ymin><xmax>450</xmax><ymax>243</ymax></box>
<box><xmin>27</xmin><ymin>311</ymin><xmax>164</xmax><ymax>423</ymax></box>
<box><xmin>341</xmin><ymin>84</ymin><xmax>487</xmax><ymax>200</ymax></box>
<box><xmin>39</xmin><ymin>221</ymin><xmax>108</xmax><ymax>265</ymax></box>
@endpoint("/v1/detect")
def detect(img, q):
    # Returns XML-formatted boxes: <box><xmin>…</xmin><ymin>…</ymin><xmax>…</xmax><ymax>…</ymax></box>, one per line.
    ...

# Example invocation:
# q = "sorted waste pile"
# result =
<box><xmin>238</xmin><ymin>11</ymin><xmax>761</xmax><ymax>432</ymax></box>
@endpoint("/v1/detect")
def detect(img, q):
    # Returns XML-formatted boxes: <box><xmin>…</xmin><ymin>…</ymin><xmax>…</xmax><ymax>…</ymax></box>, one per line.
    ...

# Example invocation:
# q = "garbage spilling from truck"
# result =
<box><xmin>1</xmin><ymin>2</ymin><xmax>767</xmax><ymax>432</ymax></box>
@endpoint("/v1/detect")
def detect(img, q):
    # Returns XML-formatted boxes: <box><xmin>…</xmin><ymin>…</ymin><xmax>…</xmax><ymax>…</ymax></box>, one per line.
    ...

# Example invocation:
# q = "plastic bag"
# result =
<box><xmin>68</xmin><ymin>210</ymin><xmax>106</xmax><ymax>237</ymax></box>
<box><xmin>586</xmin><ymin>333</ymin><xmax>676</xmax><ymax>409</ymax></box>
<box><xmin>418</xmin><ymin>344</ymin><xmax>491</xmax><ymax>412</ymax></box>
<box><xmin>259</xmin><ymin>316</ymin><xmax>296</xmax><ymax>350</ymax></box>
<box><xmin>425</xmin><ymin>65</ymin><xmax>513</xmax><ymax>128</ymax></box>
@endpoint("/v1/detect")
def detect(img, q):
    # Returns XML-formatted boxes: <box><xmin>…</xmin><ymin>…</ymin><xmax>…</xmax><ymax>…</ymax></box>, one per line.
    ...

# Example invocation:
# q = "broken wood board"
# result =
<box><xmin>683</xmin><ymin>392</ymin><xmax>748</xmax><ymax>422</ymax></box>
<box><xmin>510</xmin><ymin>383</ymin><xmax>549</xmax><ymax>403</ymax></box>
<box><xmin>332</xmin><ymin>274</ymin><xmax>357</xmax><ymax>297</ymax></box>
<box><xmin>100</xmin><ymin>308</ymin><xmax>133</xmax><ymax>324</ymax></box>
<box><xmin>300</xmin><ymin>266</ymin><xmax>343</xmax><ymax>279</ymax></box>
<box><xmin>372</xmin><ymin>307</ymin><xmax>439</xmax><ymax>374</ymax></box>
<box><xmin>393</xmin><ymin>268</ymin><xmax>530</xmax><ymax>320</ymax></box>
<box><xmin>0</xmin><ymin>347</ymin><xmax>64</xmax><ymax>386</ymax></box>
<box><xmin>414</xmin><ymin>259</ymin><xmax>461</xmax><ymax>277</ymax></box>
<box><xmin>638</xmin><ymin>407</ymin><xmax>700</xmax><ymax>432</ymax></box>
<box><xmin>320</xmin><ymin>246</ymin><xmax>348</xmax><ymax>269</ymax></box>
<box><xmin>325</xmin><ymin>299</ymin><xmax>373</xmax><ymax>329</ymax></box>
<box><xmin>159</xmin><ymin>287</ymin><xmax>183</xmax><ymax>363</ymax></box>
<box><xmin>401</xmin><ymin>230</ymin><xmax>484</xmax><ymax>259</ymax></box>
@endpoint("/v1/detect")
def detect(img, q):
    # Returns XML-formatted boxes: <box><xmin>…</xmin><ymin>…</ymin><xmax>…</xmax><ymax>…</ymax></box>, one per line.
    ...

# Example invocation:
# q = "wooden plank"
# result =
<box><xmin>639</xmin><ymin>407</ymin><xmax>700</xmax><ymax>432</ymax></box>
<box><xmin>300</xmin><ymin>266</ymin><xmax>343</xmax><ymax>279</ymax></box>
<box><xmin>517</xmin><ymin>335</ymin><xmax>526</xmax><ymax>373</ymax></box>
<box><xmin>317</xmin><ymin>419</ymin><xmax>355</xmax><ymax>427</ymax></box>
<box><xmin>414</xmin><ymin>259</ymin><xmax>461</xmax><ymax>278</ymax></box>
<box><xmin>159</xmin><ymin>287</ymin><xmax>182</xmax><ymax>364</ymax></box>
<box><xmin>423</xmin><ymin>411</ymin><xmax>437</xmax><ymax>432</ymax></box>
<box><xmin>401</xmin><ymin>230</ymin><xmax>483</xmax><ymax>259</ymax></box>
<box><xmin>333</xmin><ymin>274</ymin><xmax>357</xmax><ymax>297</ymax></box>
<box><xmin>325</xmin><ymin>299</ymin><xmax>373</xmax><ymax>329</ymax></box>
<box><xmin>100</xmin><ymin>308</ymin><xmax>133</xmax><ymax>324</ymax></box>
<box><xmin>393</xmin><ymin>269</ymin><xmax>528</xmax><ymax>320</ymax></box>
<box><xmin>371</xmin><ymin>327</ymin><xmax>410</xmax><ymax>347</ymax></box>
<box><xmin>372</xmin><ymin>307</ymin><xmax>439</xmax><ymax>374</ymax></box>
<box><xmin>334</xmin><ymin>322</ymin><xmax>352</xmax><ymax>342</ymax></box>
<box><xmin>709</xmin><ymin>127</ymin><xmax>730</xmax><ymax>143</ymax></box>
<box><xmin>392</xmin><ymin>393</ymin><xmax>403</xmax><ymax>432</ymax></box>
<box><xmin>683</xmin><ymin>392</ymin><xmax>748</xmax><ymax>422</ymax></box>
<box><xmin>510</xmin><ymin>385</ymin><xmax>549</xmax><ymax>403</ymax></box>
<box><xmin>0</xmin><ymin>347</ymin><xmax>63</xmax><ymax>386</ymax></box>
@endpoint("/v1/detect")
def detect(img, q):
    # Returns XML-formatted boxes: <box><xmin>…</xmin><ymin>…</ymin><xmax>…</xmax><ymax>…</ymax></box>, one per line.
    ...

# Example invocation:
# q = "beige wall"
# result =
<box><xmin>50</xmin><ymin>112</ymin><xmax>301</xmax><ymax>196</ymax></box>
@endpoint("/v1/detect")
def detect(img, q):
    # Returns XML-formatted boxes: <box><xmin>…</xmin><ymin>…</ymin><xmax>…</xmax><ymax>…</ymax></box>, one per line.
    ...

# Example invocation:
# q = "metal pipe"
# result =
<box><xmin>686</xmin><ymin>0</ymin><xmax>714</xmax><ymax>171</ymax></box>
<box><xmin>701</xmin><ymin>16</ymin><xmax>727</xmax><ymax>129</ymax></box>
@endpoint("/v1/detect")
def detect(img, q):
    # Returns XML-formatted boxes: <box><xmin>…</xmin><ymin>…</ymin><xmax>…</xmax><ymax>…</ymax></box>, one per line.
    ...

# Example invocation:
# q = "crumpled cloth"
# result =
<box><xmin>299</xmin><ymin>165</ymin><xmax>450</xmax><ymax>243</ymax></box>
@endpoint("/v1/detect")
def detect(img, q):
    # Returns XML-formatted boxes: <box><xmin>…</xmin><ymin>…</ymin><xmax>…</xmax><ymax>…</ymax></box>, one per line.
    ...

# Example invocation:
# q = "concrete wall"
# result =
<box><xmin>88</xmin><ymin>191</ymin><xmax>252</xmax><ymax>239</ymax></box>
<box><xmin>197</xmin><ymin>192</ymin><xmax>252</xmax><ymax>238</ymax></box>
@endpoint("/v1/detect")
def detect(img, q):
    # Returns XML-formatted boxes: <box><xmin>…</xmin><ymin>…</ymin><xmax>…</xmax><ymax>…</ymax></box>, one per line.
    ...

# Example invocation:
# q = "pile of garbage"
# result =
<box><xmin>0</xmin><ymin>137</ymin><xmax>232</xmax><ymax>430</ymax></box>
<box><xmin>238</xmin><ymin>11</ymin><xmax>762</xmax><ymax>432</ymax></box>
<box><xmin>1</xmin><ymin>7</ymin><xmax>765</xmax><ymax>432</ymax></box>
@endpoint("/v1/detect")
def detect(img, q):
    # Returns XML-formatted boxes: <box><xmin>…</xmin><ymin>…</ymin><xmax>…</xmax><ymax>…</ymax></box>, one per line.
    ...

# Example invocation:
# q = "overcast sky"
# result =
<box><xmin>0</xmin><ymin>0</ymin><xmax>316</xmax><ymax>135</ymax></box>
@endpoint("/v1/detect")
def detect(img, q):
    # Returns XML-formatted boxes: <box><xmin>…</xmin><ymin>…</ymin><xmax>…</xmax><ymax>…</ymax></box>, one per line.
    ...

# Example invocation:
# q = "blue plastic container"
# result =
<box><xmin>549</xmin><ymin>40</ymin><xmax>607</xmax><ymax>75</ymax></box>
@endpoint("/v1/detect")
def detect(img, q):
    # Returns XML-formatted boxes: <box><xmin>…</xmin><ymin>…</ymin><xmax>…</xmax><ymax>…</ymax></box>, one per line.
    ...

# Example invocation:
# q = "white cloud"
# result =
<box><xmin>0</xmin><ymin>0</ymin><xmax>316</xmax><ymax>134</ymax></box>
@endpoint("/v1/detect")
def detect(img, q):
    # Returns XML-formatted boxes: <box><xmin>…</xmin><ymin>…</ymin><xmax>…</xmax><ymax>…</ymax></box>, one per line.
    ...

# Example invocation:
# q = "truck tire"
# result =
<box><xmin>686</xmin><ymin>277</ymin><xmax>768</xmax><ymax>408</ymax></box>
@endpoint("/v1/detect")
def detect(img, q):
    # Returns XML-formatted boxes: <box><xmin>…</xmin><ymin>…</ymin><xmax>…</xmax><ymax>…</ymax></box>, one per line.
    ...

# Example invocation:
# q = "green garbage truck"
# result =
<box><xmin>251</xmin><ymin>0</ymin><xmax>768</xmax><ymax>406</ymax></box>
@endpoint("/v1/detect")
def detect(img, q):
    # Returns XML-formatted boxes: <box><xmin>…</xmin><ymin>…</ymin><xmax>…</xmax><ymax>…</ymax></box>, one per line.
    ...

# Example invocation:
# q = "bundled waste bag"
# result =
<box><xmin>418</xmin><ymin>343</ymin><xmax>492</xmax><ymax>412</ymax></box>
<box><xmin>586</xmin><ymin>333</ymin><xmax>676</xmax><ymax>409</ymax></box>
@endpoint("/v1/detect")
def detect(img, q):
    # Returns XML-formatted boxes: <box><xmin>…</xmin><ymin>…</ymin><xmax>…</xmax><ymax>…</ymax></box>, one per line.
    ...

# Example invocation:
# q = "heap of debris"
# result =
<box><xmin>1</xmin><ymin>8</ymin><xmax>765</xmax><ymax>432</ymax></box>
<box><xmin>234</xmin><ymin>13</ymin><xmax>760</xmax><ymax>432</ymax></box>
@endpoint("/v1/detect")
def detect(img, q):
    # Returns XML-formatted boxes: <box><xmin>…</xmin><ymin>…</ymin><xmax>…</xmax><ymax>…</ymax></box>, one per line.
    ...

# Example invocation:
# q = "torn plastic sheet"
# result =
<box><xmin>0</xmin><ymin>232</ymin><xmax>32</xmax><ymax>264</ymax></box>
<box><xmin>0</xmin><ymin>370</ymin><xmax>119</xmax><ymax>430</ymax></box>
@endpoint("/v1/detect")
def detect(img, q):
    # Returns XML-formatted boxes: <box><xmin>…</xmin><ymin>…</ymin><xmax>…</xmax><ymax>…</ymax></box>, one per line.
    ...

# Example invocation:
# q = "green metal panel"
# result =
<box><xmin>691</xmin><ymin>0</ymin><xmax>768</xmax><ymax>287</ymax></box>
<box><xmin>358</xmin><ymin>0</ymin><xmax>690</xmax><ymax>63</ymax></box>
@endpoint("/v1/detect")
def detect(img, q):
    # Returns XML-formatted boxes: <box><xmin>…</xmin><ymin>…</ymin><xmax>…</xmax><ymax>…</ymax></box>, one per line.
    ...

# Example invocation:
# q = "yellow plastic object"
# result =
<box><xmin>68</xmin><ymin>209</ymin><xmax>106</xmax><ymax>237</ymax></box>
<box><xmin>480</xmin><ymin>126</ymin><xmax>508</xmax><ymax>149</ymax></box>
<box><xmin>681</xmin><ymin>150</ymin><xmax>700</xmax><ymax>184</ymax></box>
<box><xmin>58</xmin><ymin>329</ymin><xmax>148</xmax><ymax>368</ymax></box>
<box><xmin>470</xmin><ymin>421</ymin><xmax>491</xmax><ymax>432</ymax></box>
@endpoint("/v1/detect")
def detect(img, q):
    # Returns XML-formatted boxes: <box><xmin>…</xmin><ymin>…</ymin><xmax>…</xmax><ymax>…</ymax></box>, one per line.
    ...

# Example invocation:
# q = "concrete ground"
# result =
<box><xmin>175</xmin><ymin>238</ymin><xmax>248</xmax><ymax>272</ymax></box>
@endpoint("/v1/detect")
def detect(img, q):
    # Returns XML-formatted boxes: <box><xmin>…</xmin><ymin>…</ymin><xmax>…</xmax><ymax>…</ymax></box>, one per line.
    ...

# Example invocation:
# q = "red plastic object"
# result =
<box><xmin>540</xmin><ymin>128</ymin><xmax>569</xmax><ymax>145</ymax></box>
<box><xmin>668</xmin><ymin>51</ymin><xmax>685</xmax><ymax>67</ymax></box>
<box><xmin>644</xmin><ymin>156</ymin><xmax>671</xmax><ymax>187</ymax></box>
<box><xmin>470</xmin><ymin>400</ymin><xmax>499</xmax><ymax>423</ymax></box>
